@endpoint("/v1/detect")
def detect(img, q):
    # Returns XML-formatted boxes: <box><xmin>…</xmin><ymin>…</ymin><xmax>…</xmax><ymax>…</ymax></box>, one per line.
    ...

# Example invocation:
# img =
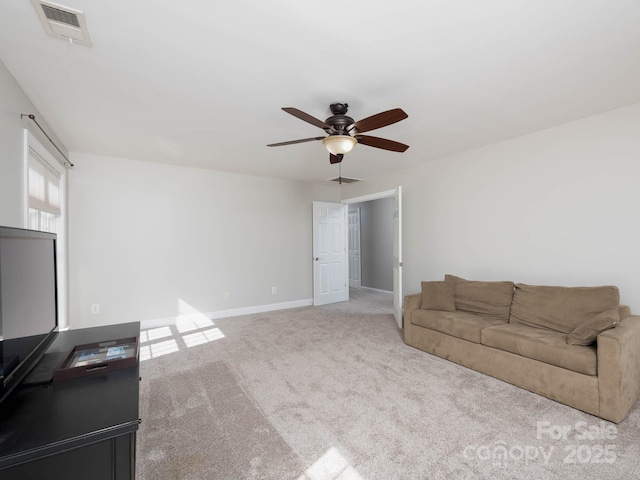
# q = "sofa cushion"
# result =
<box><xmin>567</xmin><ymin>309</ymin><xmax>619</xmax><ymax>345</ymax></box>
<box><xmin>509</xmin><ymin>284</ymin><xmax>620</xmax><ymax>334</ymax></box>
<box><xmin>445</xmin><ymin>274</ymin><xmax>514</xmax><ymax>321</ymax></box>
<box><xmin>420</xmin><ymin>281</ymin><xmax>456</xmax><ymax>311</ymax></box>
<box><xmin>411</xmin><ymin>309</ymin><xmax>506</xmax><ymax>344</ymax></box>
<box><xmin>481</xmin><ymin>323</ymin><xmax>597</xmax><ymax>376</ymax></box>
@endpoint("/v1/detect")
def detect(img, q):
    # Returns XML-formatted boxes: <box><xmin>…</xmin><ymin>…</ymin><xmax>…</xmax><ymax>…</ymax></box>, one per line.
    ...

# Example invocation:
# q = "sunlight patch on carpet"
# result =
<box><xmin>298</xmin><ymin>447</ymin><xmax>364</xmax><ymax>480</ymax></box>
<box><xmin>140</xmin><ymin>299</ymin><xmax>226</xmax><ymax>362</ymax></box>
<box><xmin>140</xmin><ymin>338</ymin><xmax>179</xmax><ymax>361</ymax></box>
<box><xmin>182</xmin><ymin>328</ymin><xmax>225</xmax><ymax>347</ymax></box>
<box><xmin>176</xmin><ymin>298</ymin><xmax>216</xmax><ymax>332</ymax></box>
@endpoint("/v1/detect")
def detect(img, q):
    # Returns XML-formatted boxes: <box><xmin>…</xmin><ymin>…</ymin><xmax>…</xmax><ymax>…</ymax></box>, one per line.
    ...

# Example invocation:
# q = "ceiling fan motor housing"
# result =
<box><xmin>324</xmin><ymin>103</ymin><xmax>355</xmax><ymax>135</ymax></box>
<box><xmin>325</xmin><ymin>103</ymin><xmax>354</xmax><ymax>135</ymax></box>
<box><xmin>324</xmin><ymin>116</ymin><xmax>354</xmax><ymax>135</ymax></box>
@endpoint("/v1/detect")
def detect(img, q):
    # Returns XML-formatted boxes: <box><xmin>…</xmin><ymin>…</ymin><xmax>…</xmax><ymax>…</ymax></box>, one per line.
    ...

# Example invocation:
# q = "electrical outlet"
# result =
<box><xmin>272</xmin><ymin>286</ymin><xmax>277</xmax><ymax>294</ymax></box>
<box><xmin>91</xmin><ymin>304</ymin><xmax>100</xmax><ymax>314</ymax></box>
<box><xmin>225</xmin><ymin>292</ymin><xmax>230</xmax><ymax>300</ymax></box>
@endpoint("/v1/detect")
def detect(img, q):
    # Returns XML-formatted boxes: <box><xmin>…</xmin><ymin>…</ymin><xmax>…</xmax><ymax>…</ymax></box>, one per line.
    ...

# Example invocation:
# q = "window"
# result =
<box><xmin>27</xmin><ymin>146</ymin><xmax>62</xmax><ymax>234</ymax></box>
<box><xmin>25</xmin><ymin>132</ymin><xmax>68</xmax><ymax>329</ymax></box>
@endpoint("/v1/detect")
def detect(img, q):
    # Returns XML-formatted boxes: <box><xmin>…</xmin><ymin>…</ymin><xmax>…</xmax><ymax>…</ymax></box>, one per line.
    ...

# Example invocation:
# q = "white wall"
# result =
<box><xmin>0</xmin><ymin>59</ymin><xmax>67</xmax><ymax>227</ymax></box>
<box><xmin>0</xmin><ymin>63</ymin><xmax>25</xmax><ymax>227</ymax></box>
<box><xmin>342</xmin><ymin>103</ymin><xmax>640</xmax><ymax>312</ymax></box>
<box><xmin>68</xmin><ymin>154</ymin><xmax>339</xmax><ymax>328</ymax></box>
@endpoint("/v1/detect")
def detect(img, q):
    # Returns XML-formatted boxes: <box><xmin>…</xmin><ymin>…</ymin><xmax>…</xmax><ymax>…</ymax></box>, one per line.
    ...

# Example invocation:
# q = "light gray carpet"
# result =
<box><xmin>137</xmin><ymin>289</ymin><xmax>640</xmax><ymax>479</ymax></box>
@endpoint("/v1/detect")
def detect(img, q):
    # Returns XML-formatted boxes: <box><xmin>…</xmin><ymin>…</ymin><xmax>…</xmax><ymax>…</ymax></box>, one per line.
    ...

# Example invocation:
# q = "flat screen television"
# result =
<box><xmin>0</xmin><ymin>226</ymin><xmax>59</xmax><ymax>403</ymax></box>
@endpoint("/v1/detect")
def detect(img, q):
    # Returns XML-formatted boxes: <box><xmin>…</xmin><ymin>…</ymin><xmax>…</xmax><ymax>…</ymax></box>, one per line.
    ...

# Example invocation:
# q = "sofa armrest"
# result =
<box><xmin>403</xmin><ymin>293</ymin><xmax>422</xmax><ymax>344</ymax></box>
<box><xmin>619</xmin><ymin>305</ymin><xmax>632</xmax><ymax>320</ymax></box>
<box><xmin>404</xmin><ymin>293</ymin><xmax>421</xmax><ymax>317</ymax></box>
<box><xmin>597</xmin><ymin>315</ymin><xmax>640</xmax><ymax>423</ymax></box>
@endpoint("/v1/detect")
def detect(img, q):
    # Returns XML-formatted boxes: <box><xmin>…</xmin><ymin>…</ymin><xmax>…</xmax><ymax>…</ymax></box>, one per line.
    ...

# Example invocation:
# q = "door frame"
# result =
<box><xmin>347</xmin><ymin>207</ymin><xmax>361</xmax><ymax>288</ymax></box>
<box><xmin>341</xmin><ymin>188</ymin><xmax>402</xmax><ymax>327</ymax></box>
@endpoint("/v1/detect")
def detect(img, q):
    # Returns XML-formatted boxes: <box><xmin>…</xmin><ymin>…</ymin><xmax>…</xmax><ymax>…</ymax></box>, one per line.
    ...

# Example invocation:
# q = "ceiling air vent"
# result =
<box><xmin>329</xmin><ymin>177</ymin><xmax>361</xmax><ymax>185</ymax></box>
<box><xmin>32</xmin><ymin>0</ymin><xmax>92</xmax><ymax>46</ymax></box>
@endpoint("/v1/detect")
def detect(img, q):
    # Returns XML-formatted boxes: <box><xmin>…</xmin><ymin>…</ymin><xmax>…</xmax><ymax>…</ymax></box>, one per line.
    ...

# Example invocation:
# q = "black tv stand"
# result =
<box><xmin>0</xmin><ymin>322</ymin><xmax>140</xmax><ymax>480</ymax></box>
<box><xmin>20</xmin><ymin>351</ymin><xmax>66</xmax><ymax>386</ymax></box>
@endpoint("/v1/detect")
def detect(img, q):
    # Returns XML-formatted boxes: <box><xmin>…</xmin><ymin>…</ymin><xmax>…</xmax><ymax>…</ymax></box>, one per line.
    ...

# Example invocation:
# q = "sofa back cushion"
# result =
<box><xmin>445</xmin><ymin>274</ymin><xmax>515</xmax><ymax>321</ymax></box>
<box><xmin>509</xmin><ymin>284</ymin><xmax>620</xmax><ymax>334</ymax></box>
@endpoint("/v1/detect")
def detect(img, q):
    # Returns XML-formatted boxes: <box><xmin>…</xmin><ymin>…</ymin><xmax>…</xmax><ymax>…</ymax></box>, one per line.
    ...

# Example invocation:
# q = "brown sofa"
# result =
<box><xmin>403</xmin><ymin>275</ymin><xmax>640</xmax><ymax>423</ymax></box>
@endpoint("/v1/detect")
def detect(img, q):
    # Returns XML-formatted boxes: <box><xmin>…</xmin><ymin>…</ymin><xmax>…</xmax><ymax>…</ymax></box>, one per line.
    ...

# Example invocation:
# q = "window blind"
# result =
<box><xmin>28</xmin><ymin>146</ymin><xmax>61</xmax><ymax>216</ymax></box>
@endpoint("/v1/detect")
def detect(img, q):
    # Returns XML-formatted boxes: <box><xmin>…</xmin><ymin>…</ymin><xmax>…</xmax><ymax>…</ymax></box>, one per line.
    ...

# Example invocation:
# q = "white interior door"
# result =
<box><xmin>393</xmin><ymin>187</ymin><xmax>403</xmax><ymax>328</ymax></box>
<box><xmin>348</xmin><ymin>208</ymin><xmax>361</xmax><ymax>288</ymax></box>
<box><xmin>313</xmin><ymin>202</ymin><xmax>348</xmax><ymax>306</ymax></box>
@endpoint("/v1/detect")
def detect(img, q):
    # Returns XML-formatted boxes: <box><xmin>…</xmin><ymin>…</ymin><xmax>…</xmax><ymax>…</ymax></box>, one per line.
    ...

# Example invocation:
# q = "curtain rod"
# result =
<box><xmin>21</xmin><ymin>114</ymin><xmax>74</xmax><ymax>167</ymax></box>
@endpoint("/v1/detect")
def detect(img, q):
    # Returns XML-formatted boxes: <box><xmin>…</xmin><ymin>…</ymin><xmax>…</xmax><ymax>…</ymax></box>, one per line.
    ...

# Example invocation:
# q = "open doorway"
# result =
<box><xmin>342</xmin><ymin>188</ymin><xmax>403</xmax><ymax>328</ymax></box>
<box><xmin>347</xmin><ymin>198</ymin><xmax>393</xmax><ymax>292</ymax></box>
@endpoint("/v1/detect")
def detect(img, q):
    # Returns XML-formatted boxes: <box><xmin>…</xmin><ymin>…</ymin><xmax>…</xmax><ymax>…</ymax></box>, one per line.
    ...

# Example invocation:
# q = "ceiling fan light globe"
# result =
<box><xmin>322</xmin><ymin>135</ymin><xmax>357</xmax><ymax>155</ymax></box>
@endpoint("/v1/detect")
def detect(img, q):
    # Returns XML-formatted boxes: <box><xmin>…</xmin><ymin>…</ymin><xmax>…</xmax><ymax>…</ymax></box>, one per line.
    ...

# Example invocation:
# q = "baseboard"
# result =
<box><xmin>140</xmin><ymin>316</ymin><xmax>178</xmax><ymax>330</ymax></box>
<box><xmin>359</xmin><ymin>286</ymin><xmax>393</xmax><ymax>294</ymax></box>
<box><xmin>140</xmin><ymin>298</ymin><xmax>313</xmax><ymax>330</ymax></box>
<box><xmin>209</xmin><ymin>299</ymin><xmax>312</xmax><ymax>319</ymax></box>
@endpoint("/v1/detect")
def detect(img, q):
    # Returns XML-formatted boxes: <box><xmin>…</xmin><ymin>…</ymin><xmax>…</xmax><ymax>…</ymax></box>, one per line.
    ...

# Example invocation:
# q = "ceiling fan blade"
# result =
<box><xmin>355</xmin><ymin>135</ymin><xmax>409</xmax><ymax>152</ymax></box>
<box><xmin>282</xmin><ymin>107</ymin><xmax>332</xmax><ymax>130</ymax></box>
<box><xmin>329</xmin><ymin>153</ymin><xmax>344</xmax><ymax>164</ymax></box>
<box><xmin>267</xmin><ymin>136</ymin><xmax>325</xmax><ymax>147</ymax></box>
<box><xmin>351</xmin><ymin>108</ymin><xmax>408</xmax><ymax>134</ymax></box>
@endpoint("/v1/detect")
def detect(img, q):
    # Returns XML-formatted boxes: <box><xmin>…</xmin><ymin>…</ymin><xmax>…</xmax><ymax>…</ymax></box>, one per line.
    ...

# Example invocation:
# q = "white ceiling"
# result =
<box><xmin>1</xmin><ymin>1</ymin><xmax>640</xmax><ymax>184</ymax></box>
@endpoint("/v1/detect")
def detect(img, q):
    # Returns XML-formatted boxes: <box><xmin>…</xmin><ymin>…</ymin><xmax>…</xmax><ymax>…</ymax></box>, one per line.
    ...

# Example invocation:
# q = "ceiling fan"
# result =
<box><xmin>267</xmin><ymin>103</ymin><xmax>409</xmax><ymax>164</ymax></box>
